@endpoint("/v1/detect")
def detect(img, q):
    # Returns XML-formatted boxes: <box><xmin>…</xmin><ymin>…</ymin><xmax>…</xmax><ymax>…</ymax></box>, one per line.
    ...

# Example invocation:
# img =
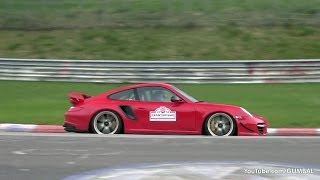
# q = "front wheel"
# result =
<box><xmin>204</xmin><ymin>113</ymin><xmax>237</xmax><ymax>136</ymax></box>
<box><xmin>90</xmin><ymin>110</ymin><xmax>123</xmax><ymax>134</ymax></box>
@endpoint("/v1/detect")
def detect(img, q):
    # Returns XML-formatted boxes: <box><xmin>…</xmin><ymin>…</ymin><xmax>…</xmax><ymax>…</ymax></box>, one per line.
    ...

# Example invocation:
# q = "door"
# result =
<box><xmin>134</xmin><ymin>86</ymin><xmax>196</xmax><ymax>131</ymax></box>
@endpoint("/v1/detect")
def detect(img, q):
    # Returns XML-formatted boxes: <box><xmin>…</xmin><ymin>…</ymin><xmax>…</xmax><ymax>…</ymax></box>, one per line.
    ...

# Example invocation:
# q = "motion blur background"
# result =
<box><xmin>0</xmin><ymin>0</ymin><xmax>319</xmax><ymax>127</ymax></box>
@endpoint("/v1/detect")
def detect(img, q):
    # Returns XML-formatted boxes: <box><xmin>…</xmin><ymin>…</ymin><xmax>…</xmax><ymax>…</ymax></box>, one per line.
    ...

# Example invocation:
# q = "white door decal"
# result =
<box><xmin>149</xmin><ymin>106</ymin><xmax>176</xmax><ymax>121</ymax></box>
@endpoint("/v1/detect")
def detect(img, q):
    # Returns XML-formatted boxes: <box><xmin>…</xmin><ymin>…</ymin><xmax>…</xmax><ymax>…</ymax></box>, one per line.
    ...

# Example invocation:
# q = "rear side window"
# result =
<box><xmin>137</xmin><ymin>86</ymin><xmax>177</xmax><ymax>102</ymax></box>
<box><xmin>109</xmin><ymin>89</ymin><xmax>136</xmax><ymax>100</ymax></box>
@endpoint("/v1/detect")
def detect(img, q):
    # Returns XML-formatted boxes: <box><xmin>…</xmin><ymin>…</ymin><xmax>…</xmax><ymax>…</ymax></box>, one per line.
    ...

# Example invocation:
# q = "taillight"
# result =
<box><xmin>68</xmin><ymin>106</ymin><xmax>83</xmax><ymax>112</ymax></box>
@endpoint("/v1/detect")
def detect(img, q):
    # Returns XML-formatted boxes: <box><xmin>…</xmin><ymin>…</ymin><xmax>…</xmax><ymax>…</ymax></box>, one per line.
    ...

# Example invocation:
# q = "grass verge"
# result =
<box><xmin>0</xmin><ymin>26</ymin><xmax>319</xmax><ymax>60</ymax></box>
<box><xmin>0</xmin><ymin>0</ymin><xmax>319</xmax><ymax>60</ymax></box>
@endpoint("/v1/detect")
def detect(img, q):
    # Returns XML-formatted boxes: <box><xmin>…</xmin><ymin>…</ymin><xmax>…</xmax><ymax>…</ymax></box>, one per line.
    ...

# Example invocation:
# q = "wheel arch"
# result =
<box><xmin>201</xmin><ymin>111</ymin><xmax>238</xmax><ymax>136</ymax></box>
<box><xmin>89</xmin><ymin>108</ymin><xmax>125</xmax><ymax>133</ymax></box>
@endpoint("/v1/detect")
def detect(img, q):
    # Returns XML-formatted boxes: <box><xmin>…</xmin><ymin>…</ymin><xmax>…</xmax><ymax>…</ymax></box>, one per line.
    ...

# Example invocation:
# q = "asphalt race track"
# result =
<box><xmin>0</xmin><ymin>132</ymin><xmax>319</xmax><ymax>180</ymax></box>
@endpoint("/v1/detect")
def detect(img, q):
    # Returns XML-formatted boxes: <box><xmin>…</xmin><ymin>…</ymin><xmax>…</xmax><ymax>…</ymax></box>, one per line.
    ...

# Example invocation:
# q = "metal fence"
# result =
<box><xmin>0</xmin><ymin>58</ymin><xmax>320</xmax><ymax>84</ymax></box>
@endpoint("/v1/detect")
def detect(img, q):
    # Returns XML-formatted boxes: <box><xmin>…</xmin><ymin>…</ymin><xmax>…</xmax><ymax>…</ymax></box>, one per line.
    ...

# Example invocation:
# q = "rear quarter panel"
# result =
<box><xmin>68</xmin><ymin>97</ymin><xmax>132</xmax><ymax>131</ymax></box>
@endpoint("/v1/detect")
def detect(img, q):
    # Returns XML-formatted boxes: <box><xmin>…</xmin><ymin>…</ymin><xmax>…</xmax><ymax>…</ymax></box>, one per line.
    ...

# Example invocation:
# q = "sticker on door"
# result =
<box><xmin>149</xmin><ymin>106</ymin><xmax>176</xmax><ymax>121</ymax></box>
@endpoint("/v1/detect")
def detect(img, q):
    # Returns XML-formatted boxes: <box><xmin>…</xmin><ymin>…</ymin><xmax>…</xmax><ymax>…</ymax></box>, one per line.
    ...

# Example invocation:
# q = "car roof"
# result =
<box><xmin>124</xmin><ymin>82</ymin><xmax>172</xmax><ymax>89</ymax></box>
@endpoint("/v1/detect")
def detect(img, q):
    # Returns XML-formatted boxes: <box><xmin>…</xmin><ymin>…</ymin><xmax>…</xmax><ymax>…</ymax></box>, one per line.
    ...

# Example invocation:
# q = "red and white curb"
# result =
<box><xmin>267</xmin><ymin>128</ymin><xmax>320</xmax><ymax>136</ymax></box>
<box><xmin>0</xmin><ymin>124</ymin><xmax>320</xmax><ymax>135</ymax></box>
<box><xmin>0</xmin><ymin>124</ymin><xmax>66</xmax><ymax>133</ymax></box>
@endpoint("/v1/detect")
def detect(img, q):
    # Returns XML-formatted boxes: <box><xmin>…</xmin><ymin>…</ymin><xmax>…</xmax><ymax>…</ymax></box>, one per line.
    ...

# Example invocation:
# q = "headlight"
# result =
<box><xmin>240</xmin><ymin>107</ymin><xmax>253</xmax><ymax>117</ymax></box>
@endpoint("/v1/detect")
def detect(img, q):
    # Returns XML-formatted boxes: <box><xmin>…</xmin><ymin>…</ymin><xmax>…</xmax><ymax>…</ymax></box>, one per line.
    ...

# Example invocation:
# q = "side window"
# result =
<box><xmin>137</xmin><ymin>87</ymin><xmax>176</xmax><ymax>102</ymax></box>
<box><xmin>109</xmin><ymin>89</ymin><xmax>136</xmax><ymax>100</ymax></box>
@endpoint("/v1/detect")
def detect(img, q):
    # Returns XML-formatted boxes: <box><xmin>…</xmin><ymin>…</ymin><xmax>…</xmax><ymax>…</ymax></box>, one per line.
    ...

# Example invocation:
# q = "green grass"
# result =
<box><xmin>0</xmin><ymin>80</ymin><xmax>319</xmax><ymax>128</ymax></box>
<box><xmin>0</xmin><ymin>0</ymin><xmax>319</xmax><ymax>60</ymax></box>
<box><xmin>1</xmin><ymin>0</ymin><xmax>319</xmax><ymax>29</ymax></box>
<box><xmin>0</xmin><ymin>26</ymin><xmax>319</xmax><ymax>60</ymax></box>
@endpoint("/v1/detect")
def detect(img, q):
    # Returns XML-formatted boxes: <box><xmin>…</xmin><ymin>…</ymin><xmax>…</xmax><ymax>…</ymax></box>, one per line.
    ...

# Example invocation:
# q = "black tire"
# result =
<box><xmin>90</xmin><ymin>110</ymin><xmax>123</xmax><ymax>134</ymax></box>
<box><xmin>204</xmin><ymin>112</ymin><xmax>237</xmax><ymax>136</ymax></box>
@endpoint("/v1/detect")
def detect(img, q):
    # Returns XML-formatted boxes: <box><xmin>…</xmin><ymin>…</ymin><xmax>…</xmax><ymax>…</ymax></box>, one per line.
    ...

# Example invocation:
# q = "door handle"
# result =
<box><xmin>138</xmin><ymin>107</ymin><xmax>146</xmax><ymax>110</ymax></box>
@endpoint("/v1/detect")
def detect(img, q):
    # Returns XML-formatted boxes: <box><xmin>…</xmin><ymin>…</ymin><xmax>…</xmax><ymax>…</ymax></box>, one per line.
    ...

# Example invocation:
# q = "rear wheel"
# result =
<box><xmin>204</xmin><ymin>113</ymin><xmax>236</xmax><ymax>136</ymax></box>
<box><xmin>90</xmin><ymin>110</ymin><xmax>123</xmax><ymax>134</ymax></box>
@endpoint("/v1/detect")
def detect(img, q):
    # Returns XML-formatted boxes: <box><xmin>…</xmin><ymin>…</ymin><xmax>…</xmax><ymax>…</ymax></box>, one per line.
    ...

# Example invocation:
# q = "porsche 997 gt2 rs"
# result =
<box><xmin>64</xmin><ymin>83</ymin><xmax>268</xmax><ymax>136</ymax></box>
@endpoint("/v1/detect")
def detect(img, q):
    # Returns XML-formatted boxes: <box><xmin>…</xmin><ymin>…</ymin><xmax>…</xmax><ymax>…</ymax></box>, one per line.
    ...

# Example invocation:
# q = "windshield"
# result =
<box><xmin>172</xmin><ymin>85</ymin><xmax>199</xmax><ymax>102</ymax></box>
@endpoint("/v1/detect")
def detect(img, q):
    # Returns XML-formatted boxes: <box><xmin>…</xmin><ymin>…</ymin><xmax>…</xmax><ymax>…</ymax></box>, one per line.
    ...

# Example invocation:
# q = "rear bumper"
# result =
<box><xmin>63</xmin><ymin>123</ymin><xmax>75</xmax><ymax>132</ymax></box>
<box><xmin>64</xmin><ymin>110</ymin><xmax>92</xmax><ymax>132</ymax></box>
<box><xmin>236</xmin><ymin>115</ymin><xmax>268</xmax><ymax>136</ymax></box>
<box><xmin>63</xmin><ymin>123</ymin><xmax>88</xmax><ymax>133</ymax></box>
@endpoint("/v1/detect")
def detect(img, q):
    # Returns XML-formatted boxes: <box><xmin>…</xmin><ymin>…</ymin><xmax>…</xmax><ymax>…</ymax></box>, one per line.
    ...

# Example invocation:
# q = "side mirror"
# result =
<box><xmin>171</xmin><ymin>96</ymin><xmax>183</xmax><ymax>103</ymax></box>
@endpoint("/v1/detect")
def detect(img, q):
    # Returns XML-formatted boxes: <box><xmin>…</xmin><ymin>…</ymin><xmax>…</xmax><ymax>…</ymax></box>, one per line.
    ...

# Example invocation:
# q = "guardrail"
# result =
<box><xmin>0</xmin><ymin>58</ymin><xmax>320</xmax><ymax>83</ymax></box>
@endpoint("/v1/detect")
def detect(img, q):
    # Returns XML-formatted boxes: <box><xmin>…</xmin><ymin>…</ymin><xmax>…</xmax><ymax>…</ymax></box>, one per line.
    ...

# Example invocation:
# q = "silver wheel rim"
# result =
<box><xmin>207</xmin><ymin>113</ymin><xmax>234</xmax><ymax>136</ymax></box>
<box><xmin>93</xmin><ymin>111</ymin><xmax>119</xmax><ymax>134</ymax></box>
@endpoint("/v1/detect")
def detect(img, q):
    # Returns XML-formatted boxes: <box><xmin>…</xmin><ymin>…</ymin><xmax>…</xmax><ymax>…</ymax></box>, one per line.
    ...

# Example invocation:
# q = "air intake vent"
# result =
<box><xmin>257</xmin><ymin>123</ymin><xmax>265</xmax><ymax>134</ymax></box>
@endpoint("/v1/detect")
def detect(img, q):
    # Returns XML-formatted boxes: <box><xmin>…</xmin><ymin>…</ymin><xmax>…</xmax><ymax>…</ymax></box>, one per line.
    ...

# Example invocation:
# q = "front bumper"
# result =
<box><xmin>236</xmin><ymin>115</ymin><xmax>268</xmax><ymax>136</ymax></box>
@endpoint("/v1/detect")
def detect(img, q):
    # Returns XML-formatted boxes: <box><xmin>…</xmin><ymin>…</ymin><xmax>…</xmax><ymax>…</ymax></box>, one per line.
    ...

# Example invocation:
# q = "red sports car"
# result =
<box><xmin>64</xmin><ymin>83</ymin><xmax>268</xmax><ymax>136</ymax></box>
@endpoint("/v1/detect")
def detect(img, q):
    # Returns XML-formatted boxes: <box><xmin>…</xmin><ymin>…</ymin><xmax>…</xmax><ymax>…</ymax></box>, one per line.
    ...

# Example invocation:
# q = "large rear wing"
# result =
<box><xmin>68</xmin><ymin>92</ymin><xmax>91</xmax><ymax>105</ymax></box>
